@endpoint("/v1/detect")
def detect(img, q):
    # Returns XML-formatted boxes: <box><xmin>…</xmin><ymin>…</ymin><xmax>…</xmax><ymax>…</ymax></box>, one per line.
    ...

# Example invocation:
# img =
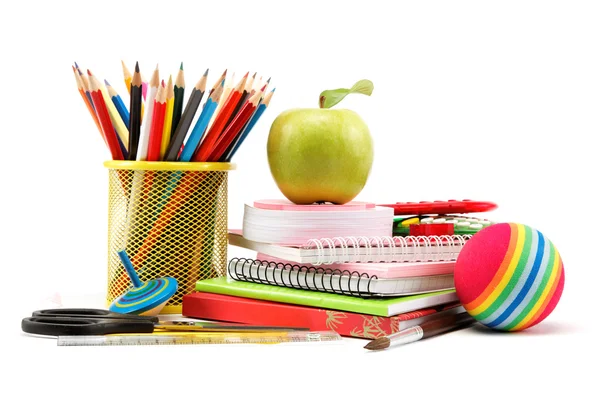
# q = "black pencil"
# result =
<box><xmin>171</xmin><ymin>62</ymin><xmax>185</xmax><ymax>137</ymax></box>
<box><xmin>164</xmin><ymin>69</ymin><xmax>208</xmax><ymax>161</ymax></box>
<box><xmin>128</xmin><ymin>62</ymin><xmax>143</xmax><ymax>160</ymax></box>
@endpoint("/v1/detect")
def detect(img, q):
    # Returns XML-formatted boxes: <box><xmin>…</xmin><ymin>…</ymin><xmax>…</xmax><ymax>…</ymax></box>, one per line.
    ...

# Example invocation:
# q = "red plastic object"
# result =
<box><xmin>378</xmin><ymin>199</ymin><xmax>498</xmax><ymax>215</ymax></box>
<box><xmin>409</xmin><ymin>223</ymin><xmax>454</xmax><ymax>236</ymax></box>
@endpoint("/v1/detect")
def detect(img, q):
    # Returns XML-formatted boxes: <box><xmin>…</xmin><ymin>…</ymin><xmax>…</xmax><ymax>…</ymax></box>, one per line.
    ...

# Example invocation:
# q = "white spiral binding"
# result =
<box><xmin>303</xmin><ymin>234</ymin><xmax>472</xmax><ymax>265</ymax></box>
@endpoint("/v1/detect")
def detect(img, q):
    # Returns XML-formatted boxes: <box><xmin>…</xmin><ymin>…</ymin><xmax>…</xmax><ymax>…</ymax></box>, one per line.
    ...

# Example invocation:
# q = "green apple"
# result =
<box><xmin>267</xmin><ymin>108</ymin><xmax>373</xmax><ymax>205</ymax></box>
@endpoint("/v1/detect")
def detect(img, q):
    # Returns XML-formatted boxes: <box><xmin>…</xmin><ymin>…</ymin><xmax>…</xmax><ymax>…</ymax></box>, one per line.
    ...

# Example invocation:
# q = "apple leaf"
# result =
<box><xmin>319</xmin><ymin>79</ymin><xmax>374</xmax><ymax>109</ymax></box>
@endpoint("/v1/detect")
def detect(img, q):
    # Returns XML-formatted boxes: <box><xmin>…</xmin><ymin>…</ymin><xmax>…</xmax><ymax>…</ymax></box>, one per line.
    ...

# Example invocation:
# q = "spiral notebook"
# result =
<box><xmin>228</xmin><ymin>258</ymin><xmax>455</xmax><ymax>297</ymax></box>
<box><xmin>228</xmin><ymin>230</ymin><xmax>472</xmax><ymax>265</ymax></box>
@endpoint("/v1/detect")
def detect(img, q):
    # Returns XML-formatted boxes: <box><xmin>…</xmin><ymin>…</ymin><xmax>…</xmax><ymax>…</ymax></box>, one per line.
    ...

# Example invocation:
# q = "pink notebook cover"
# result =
<box><xmin>255</xmin><ymin>253</ymin><xmax>455</xmax><ymax>279</ymax></box>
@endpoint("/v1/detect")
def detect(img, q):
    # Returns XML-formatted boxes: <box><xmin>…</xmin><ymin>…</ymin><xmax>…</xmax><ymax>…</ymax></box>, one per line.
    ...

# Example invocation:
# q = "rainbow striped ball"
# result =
<box><xmin>454</xmin><ymin>223</ymin><xmax>564</xmax><ymax>331</ymax></box>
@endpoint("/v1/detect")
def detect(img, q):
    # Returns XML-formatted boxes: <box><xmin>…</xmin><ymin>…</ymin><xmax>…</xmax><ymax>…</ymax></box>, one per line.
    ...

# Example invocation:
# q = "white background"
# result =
<box><xmin>2</xmin><ymin>1</ymin><xmax>598</xmax><ymax>399</ymax></box>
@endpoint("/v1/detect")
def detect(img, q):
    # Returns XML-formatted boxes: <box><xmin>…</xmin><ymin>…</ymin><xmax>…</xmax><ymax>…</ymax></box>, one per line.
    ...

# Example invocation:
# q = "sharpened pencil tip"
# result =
<box><xmin>203</xmin><ymin>68</ymin><xmax>209</xmax><ymax>76</ymax></box>
<box><xmin>180</xmin><ymin>62</ymin><xmax>184</xmax><ymax>70</ymax></box>
<box><xmin>135</xmin><ymin>61</ymin><xmax>139</xmax><ymax>73</ymax></box>
<box><xmin>261</xmin><ymin>84</ymin><xmax>267</xmax><ymax>91</ymax></box>
<box><xmin>251</xmin><ymin>72</ymin><xmax>257</xmax><ymax>78</ymax></box>
<box><xmin>74</xmin><ymin>61</ymin><xmax>79</xmax><ymax>68</ymax></box>
<box><xmin>243</xmin><ymin>71</ymin><xmax>249</xmax><ymax>78</ymax></box>
<box><xmin>104</xmin><ymin>79</ymin><xmax>111</xmax><ymax>86</ymax></box>
<box><xmin>71</xmin><ymin>65</ymin><xmax>76</xmax><ymax>72</ymax></box>
<box><xmin>271</xmin><ymin>87</ymin><xmax>276</xmax><ymax>92</ymax></box>
<box><xmin>267</xmin><ymin>77</ymin><xmax>271</xmax><ymax>84</ymax></box>
<box><xmin>161</xmin><ymin>79</ymin><xmax>165</xmax><ymax>87</ymax></box>
<box><xmin>87</xmin><ymin>69</ymin><xmax>92</xmax><ymax>76</ymax></box>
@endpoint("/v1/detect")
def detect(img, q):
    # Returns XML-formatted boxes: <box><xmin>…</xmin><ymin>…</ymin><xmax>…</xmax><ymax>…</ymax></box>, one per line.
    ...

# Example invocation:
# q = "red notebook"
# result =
<box><xmin>182</xmin><ymin>292</ymin><xmax>463</xmax><ymax>339</ymax></box>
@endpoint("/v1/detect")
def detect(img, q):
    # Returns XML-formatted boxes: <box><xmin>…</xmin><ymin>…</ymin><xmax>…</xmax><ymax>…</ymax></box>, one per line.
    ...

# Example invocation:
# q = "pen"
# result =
<box><xmin>364</xmin><ymin>312</ymin><xmax>475</xmax><ymax>351</ymax></box>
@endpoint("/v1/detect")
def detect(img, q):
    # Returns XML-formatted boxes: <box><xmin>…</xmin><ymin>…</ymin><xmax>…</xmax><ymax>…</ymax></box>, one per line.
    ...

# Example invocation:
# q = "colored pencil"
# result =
<box><xmin>226</xmin><ymin>72</ymin><xmax>255</xmax><ymax>127</ymax></box>
<box><xmin>147</xmin><ymin>81</ymin><xmax>167</xmax><ymax>162</ymax></box>
<box><xmin>225</xmin><ymin>87</ymin><xmax>275</xmax><ymax>161</ymax></box>
<box><xmin>160</xmin><ymin>75</ymin><xmax>175</xmax><ymax>160</ymax></box>
<box><xmin>194</xmin><ymin>72</ymin><xmax>248</xmax><ymax>162</ymax></box>
<box><xmin>136</xmin><ymin>65</ymin><xmax>160</xmax><ymax>161</ymax></box>
<box><xmin>179</xmin><ymin>78</ymin><xmax>225</xmax><ymax>162</ymax></box>
<box><xmin>98</xmin><ymin>78</ymin><xmax>129</xmax><ymax>150</ymax></box>
<box><xmin>205</xmin><ymin>87</ymin><xmax>262</xmax><ymax>162</ymax></box>
<box><xmin>209</xmin><ymin>69</ymin><xmax>227</xmax><ymax>96</ymax></box>
<box><xmin>105</xmin><ymin>79</ymin><xmax>130</xmax><ymax>128</ymax></box>
<box><xmin>164</xmin><ymin>69</ymin><xmax>208</xmax><ymax>161</ymax></box>
<box><xmin>87</xmin><ymin>70</ymin><xmax>124</xmax><ymax>160</ymax></box>
<box><xmin>141</xmin><ymin>73</ymin><xmax>149</xmax><ymax>101</ymax></box>
<box><xmin>208</xmin><ymin>71</ymin><xmax>234</xmax><ymax>129</ymax></box>
<box><xmin>72</xmin><ymin>65</ymin><xmax>103</xmax><ymax>138</ymax></box>
<box><xmin>171</xmin><ymin>62</ymin><xmax>185</xmax><ymax>137</ymax></box>
<box><xmin>76</xmin><ymin>66</ymin><xmax>95</xmax><ymax>112</ymax></box>
<box><xmin>121</xmin><ymin>60</ymin><xmax>132</xmax><ymax>94</ymax></box>
<box><xmin>128</xmin><ymin>62</ymin><xmax>143</xmax><ymax>160</ymax></box>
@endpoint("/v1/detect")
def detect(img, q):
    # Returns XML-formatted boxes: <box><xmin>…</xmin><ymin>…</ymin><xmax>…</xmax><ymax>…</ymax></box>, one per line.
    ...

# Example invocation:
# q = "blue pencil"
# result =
<box><xmin>105</xmin><ymin>80</ymin><xmax>131</xmax><ymax>128</ymax></box>
<box><xmin>179</xmin><ymin>78</ymin><xmax>226</xmax><ymax>162</ymax></box>
<box><xmin>224</xmin><ymin>87</ymin><xmax>275</xmax><ymax>161</ymax></box>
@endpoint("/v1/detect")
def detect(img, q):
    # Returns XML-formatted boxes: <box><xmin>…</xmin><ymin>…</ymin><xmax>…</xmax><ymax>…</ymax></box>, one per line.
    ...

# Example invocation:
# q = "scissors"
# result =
<box><xmin>21</xmin><ymin>308</ymin><xmax>158</xmax><ymax>336</ymax></box>
<box><xmin>22</xmin><ymin>308</ymin><xmax>310</xmax><ymax>336</ymax></box>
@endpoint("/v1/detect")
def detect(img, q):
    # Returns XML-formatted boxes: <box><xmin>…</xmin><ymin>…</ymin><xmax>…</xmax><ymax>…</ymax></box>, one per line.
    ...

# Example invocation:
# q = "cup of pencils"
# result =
<box><xmin>72</xmin><ymin>61</ymin><xmax>274</xmax><ymax>313</ymax></box>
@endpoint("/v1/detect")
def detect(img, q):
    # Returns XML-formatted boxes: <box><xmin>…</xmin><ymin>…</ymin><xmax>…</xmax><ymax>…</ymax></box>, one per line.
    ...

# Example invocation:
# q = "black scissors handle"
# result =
<box><xmin>21</xmin><ymin>316</ymin><xmax>155</xmax><ymax>336</ymax></box>
<box><xmin>31</xmin><ymin>308</ymin><xmax>159</xmax><ymax>323</ymax></box>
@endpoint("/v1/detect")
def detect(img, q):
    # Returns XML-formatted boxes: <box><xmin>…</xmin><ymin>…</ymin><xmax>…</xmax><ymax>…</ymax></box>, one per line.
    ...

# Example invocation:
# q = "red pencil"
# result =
<box><xmin>193</xmin><ymin>72</ymin><xmax>248</xmax><ymax>162</ymax></box>
<box><xmin>205</xmin><ymin>87</ymin><xmax>263</xmax><ymax>161</ymax></box>
<box><xmin>87</xmin><ymin>70</ymin><xmax>124</xmax><ymax>160</ymax></box>
<box><xmin>147</xmin><ymin>80</ymin><xmax>167</xmax><ymax>161</ymax></box>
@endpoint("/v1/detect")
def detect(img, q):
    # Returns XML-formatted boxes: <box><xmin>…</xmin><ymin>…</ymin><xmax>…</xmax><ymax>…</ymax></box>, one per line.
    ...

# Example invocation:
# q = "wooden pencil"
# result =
<box><xmin>226</xmin><ymin>72</ymin><xmax>255</xmax><ymax>127</ymax></box>
<box><xmin>72</xmin><ymin>65</ymin><xmax>103</xmax><ymax>138</ymax></box>
<box><xmin>87</xmin><ymin>70</ymin><xmax>124</xmax><ymax>160</ymax></box>
<box><xmin>193</xmin><ymin>72</ymin><xmax>248</xmax><ymax>161</ymax></box>
<box><xmin>147</xmin><ymin>81</ymin><xmax>167</xmax><ymax>162</ymax></box>
<box><xmin>128</xmin><ymin>62</ymin><xmax>143</xmax><ymax>160</ymax></box>
<box><xmin>136</xmin><ymin>65</ymin><xmax>160</xmax><ymax>161</ymax></box>
<box><xmin>208</xmin><ymin>71</ymin><xmax>234</xmax><ymax>129</ymax></box>
<box><xmin>209</xmin><ymin>69</ymin><xmax>227</xmax><ymax>96</ymax></box>
<box><xmin>164</xmin><ymin>69</ymin><xmax>208</xmax><ymax>161</ymax></box>
<box><xmin>105</xmin><ymin>79</ymin><xmax>130</xmax><ymax>128</ymax></box>
<box><xmin>225</xmin><ymin>87</ymin><xmax>275</xmax><ymax>161</ymax></box>
<box><xmin>98</xmin><ymin>77</ymin><xmax>130</xmax><ymax>151</ymax></box>
<box><xmin>179</xmin><ymin>78</ymin><xmax>225</xmax><ymax>162</ymax></box>
<box><xmin>77</xmin><ymin>67</ymin><xmax>95</xmax><ymax>111</ymax></box>
<box><xmin>160</xmin><ymin>75</ymin><xmax>175</xmax><ymax>160</ymax></box>
<box><xmin>121</xmin><ymin>60</ymin><xmax>132</xmax><ymax>94</ymax></box>
<box><xmin>171</xmin><ymin>62</ymin><xmax>185</xmax><ymax>137</ymax></box>
<box><xmin>206</xmin><ymin>87</ymin><xmax>262</xmax><ymax>162</ymax></box>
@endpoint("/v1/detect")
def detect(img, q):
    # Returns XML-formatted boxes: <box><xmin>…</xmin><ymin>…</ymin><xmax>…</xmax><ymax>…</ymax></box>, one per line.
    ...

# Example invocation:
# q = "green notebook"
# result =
<box><xmin>195</xmin><ymin>278</ymin><xmax>458</xmax><ymax>317</ymax></box>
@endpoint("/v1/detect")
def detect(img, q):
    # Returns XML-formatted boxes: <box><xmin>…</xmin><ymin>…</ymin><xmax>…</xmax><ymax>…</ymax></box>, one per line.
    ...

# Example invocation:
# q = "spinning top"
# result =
<box><xmin>109</xmin><ymin>250</ymin><xmax>178</xmax><ymax>316</ymax></box>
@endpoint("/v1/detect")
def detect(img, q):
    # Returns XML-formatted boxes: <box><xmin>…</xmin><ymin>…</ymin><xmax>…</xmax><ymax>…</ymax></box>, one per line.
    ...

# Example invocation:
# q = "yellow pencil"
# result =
<box><xmin>121</xmin><ymin>60</ymin><xmax>132</xmax><ymax>94</ymax></box>
<box><xmin>99</xmin><ymin>77</ymin><xmax>130</xmax><ymax>149</ymax></box>
<box><xmin>160</xmin><ymin>75</ymin><xmax>175</xmax><ymax>160</ymax></box>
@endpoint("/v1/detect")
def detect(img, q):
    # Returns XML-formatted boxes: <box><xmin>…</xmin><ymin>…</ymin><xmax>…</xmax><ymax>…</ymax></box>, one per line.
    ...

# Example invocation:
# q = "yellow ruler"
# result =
<box><xmin>57</xmin><ymin>331</ymin><xmax>341</xmax><ymax>346</ymax></box>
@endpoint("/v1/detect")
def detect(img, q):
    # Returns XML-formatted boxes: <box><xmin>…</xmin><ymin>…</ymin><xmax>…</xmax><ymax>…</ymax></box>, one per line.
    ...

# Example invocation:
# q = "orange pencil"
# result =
<box><xmin>87</xmin><ymin>70</ymin><xmax>124</xmax><ymax>160</ymax></box>
<box><xmin>206</xmin><ymin>88</ymin><xmax>262</xmax><ymax>161</ymax></box>
<box><xmin>193</xmin><ymin>72</ymin><xmax>248</xmax><ymax>161</ymax></box>
<box><xmin>72</xmin><ymin>65</ymin><xmax>103</xmax><ymax>139</ymax></box>
<box><xmin>147</xmin><ymin>80</ymin><xmax>167</xmax><ymax>162</ymax></box>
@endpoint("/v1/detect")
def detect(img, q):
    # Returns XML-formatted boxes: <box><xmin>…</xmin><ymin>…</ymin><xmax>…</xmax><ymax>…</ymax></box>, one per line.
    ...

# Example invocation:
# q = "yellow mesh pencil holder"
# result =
<box><xmin>104</xmin><ymin>161</ymin><xmax>235</xmax><ymax>314</ymax></box>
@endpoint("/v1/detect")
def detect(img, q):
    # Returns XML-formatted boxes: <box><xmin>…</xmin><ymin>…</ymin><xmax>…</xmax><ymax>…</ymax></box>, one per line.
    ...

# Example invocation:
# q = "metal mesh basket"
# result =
<box><xmin>104</xmin><ymin>161</ymin><xmax>235</xmax><ymax>313</ymax></box>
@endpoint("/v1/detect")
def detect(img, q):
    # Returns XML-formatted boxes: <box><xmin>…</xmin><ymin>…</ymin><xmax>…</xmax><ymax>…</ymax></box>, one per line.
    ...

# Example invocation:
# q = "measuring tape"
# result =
<box><xmin>57</xmin><ymin>330</ymin><xmax>342</xmax><ymax>346</ymax></box>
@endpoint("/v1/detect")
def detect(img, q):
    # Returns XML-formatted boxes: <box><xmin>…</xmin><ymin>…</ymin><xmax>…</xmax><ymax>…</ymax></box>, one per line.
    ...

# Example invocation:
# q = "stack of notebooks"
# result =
<box><xmin>183</xmin><ymin>200</ymin><xmax>476</xmax><ymax>339</ymax></box>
